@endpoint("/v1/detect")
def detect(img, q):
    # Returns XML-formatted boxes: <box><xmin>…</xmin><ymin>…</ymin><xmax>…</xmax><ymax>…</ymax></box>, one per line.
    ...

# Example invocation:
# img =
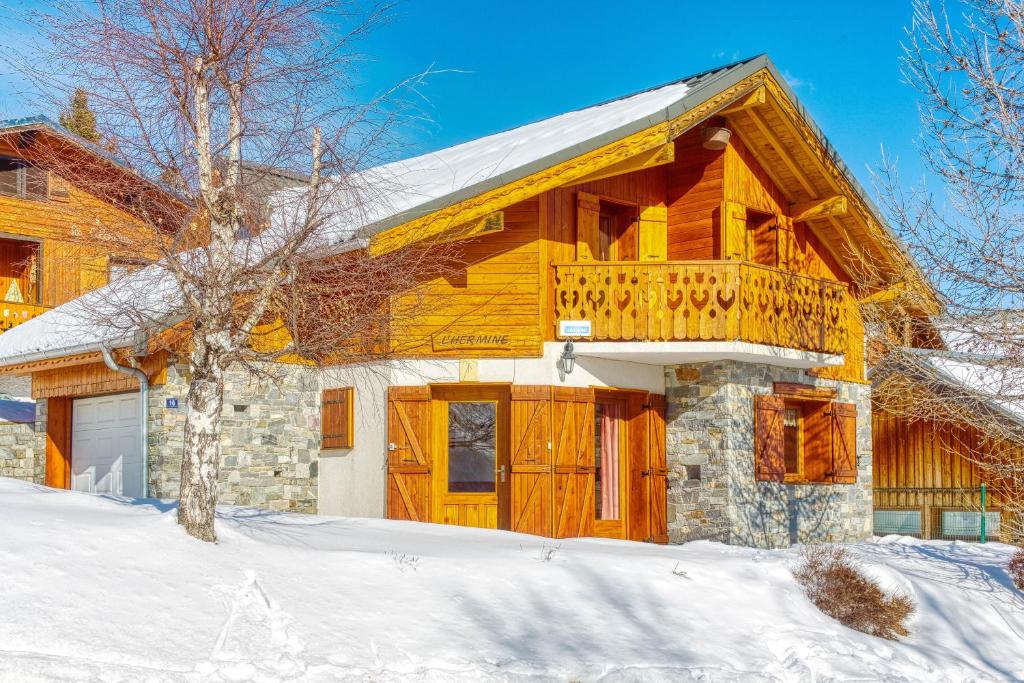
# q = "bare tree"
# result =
<box><xmin>9</xmin><ymin>0</ymin><xmax>461</xmax><ymax>541</ymax></box>
<box><xmin>862</xmin><ymin>0</ymin><xmax>1024</xmax><ymax>540</ymax></box>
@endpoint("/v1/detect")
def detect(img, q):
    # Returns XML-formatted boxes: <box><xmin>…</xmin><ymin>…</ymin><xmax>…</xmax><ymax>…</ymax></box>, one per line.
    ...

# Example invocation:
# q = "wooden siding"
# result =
<box><xmin>873</xmin><ymin>407</ymin><xmax>1014</xmax><ymax>509</ymax></box>
<box><xmin>31</xmin><ymin>352</ymin><xmax>168</xmax><ymax>399</ymax></box>
<box><xmin>666</xmin><ymin>131</ymin><xmax>724</xmax><ymax>260</ymax></box>
<box><xmin>390</xmin><ymin>197</ymin><xmax>543</xmax><ymax>357</ymax></box>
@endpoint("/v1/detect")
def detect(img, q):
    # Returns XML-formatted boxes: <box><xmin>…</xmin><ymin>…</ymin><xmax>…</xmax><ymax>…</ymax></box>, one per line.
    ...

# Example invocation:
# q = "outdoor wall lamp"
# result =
<box><xmin>560</xmin><ymin>340</ymin><xmax>577</xmax><ymax>375</ymax></box>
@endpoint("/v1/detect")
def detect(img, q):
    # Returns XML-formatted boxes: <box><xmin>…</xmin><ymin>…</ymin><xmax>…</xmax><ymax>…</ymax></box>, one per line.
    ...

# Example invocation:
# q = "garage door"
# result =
<box><xmin>71</xmin><ymin>393</ymin><xmax>142</xmax><ymax>497</ymax></box>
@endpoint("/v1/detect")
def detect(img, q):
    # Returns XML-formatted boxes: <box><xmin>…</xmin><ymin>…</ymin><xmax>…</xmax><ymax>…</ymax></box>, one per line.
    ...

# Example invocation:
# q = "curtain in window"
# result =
<box><xmin>599</xmin><ymin>403</ymin><xmax>620</xmax><ymax>520</ymax></box>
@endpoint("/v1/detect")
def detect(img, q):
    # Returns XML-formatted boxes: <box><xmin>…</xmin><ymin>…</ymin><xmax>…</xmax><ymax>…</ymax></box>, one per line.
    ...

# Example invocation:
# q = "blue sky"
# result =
<box><xmin>0</xmin><ymin>1</ymin><xmax>932</xmax><ymax>194</ymax></box>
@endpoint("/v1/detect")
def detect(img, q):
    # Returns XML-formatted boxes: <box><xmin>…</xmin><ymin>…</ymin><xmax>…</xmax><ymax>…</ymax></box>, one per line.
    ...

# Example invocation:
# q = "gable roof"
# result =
<box><xmin>0</xmin><ymin>54</ymin><xmax>925</xmax><ymax>368</ymax></box>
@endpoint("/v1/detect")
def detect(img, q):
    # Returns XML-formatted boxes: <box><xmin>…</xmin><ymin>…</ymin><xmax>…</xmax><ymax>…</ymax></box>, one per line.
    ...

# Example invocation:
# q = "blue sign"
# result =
<box><xmin>165</xmin><ymin>398</ymin><xmax>180</xmax><ymax>409</ymax></box>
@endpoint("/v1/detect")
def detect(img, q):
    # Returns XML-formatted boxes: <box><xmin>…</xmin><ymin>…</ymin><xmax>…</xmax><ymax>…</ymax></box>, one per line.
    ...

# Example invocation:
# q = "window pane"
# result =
<box><xmin>447</xmin><ymin>402</ymin><xmax>496</xmax><ymax>493</ymax></box>
<box><xmin>595</xmin><ymin>402</ymin><xmax>621</xmax><ymax>521</ymax></box>
<box><xmin>783</xmin><ymin>407</ymin><xmax>801</xmax><ymax>475</ymax></box>
<box><xmin>24</xmin><ymin>165</ymin><xmax>48</xmax><ymax>200</ymax></box>
<box><xmin>0</xmin><ymin>159</ymin><xmax>20</xmax><ymax>197</ymax></box>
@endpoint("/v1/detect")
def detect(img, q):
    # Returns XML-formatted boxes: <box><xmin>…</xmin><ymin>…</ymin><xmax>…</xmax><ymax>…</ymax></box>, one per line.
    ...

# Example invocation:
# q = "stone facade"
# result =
<box><xmin>147</xmin><ymin>359</ymin><xmax>322</xmax><ymax>512</ymax></box>
<box><xmin>665</xmin><ymin>361</ymin><xmax>872</xmax><ymax>549</ymax></box>
<box><xmin>0</xmin><ymin>420</ymin><xmax>42</xmax><ymax>483</ymax></box>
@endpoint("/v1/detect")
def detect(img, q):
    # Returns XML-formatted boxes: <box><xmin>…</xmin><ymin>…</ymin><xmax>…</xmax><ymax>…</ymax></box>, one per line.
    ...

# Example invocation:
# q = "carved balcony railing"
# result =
<box><xmin>552</xmin><ymin>261</ymin><xmax>849</xmax><ymax>355</ymax></box>
<box><xmin>0</xmin><ymin>301</ymin><xmax>50</xmax><ymax>332</ymax></box>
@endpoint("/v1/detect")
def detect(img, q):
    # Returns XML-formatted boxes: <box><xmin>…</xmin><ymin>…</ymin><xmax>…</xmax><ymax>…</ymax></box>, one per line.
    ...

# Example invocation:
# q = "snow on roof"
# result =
<box><xmin>893</xmin><ymin>349</ymin><xmax>1024</xmax><ymax>426</ymax></box>
<box><xmin>0</xmin><ymin>58</ymin><xmax>772</xmax><ymax>366</ymax></box>
<box><xmin>0</xmin><ymin>264</ymin><xmax>183</xmax><ymax>364</ymax></box>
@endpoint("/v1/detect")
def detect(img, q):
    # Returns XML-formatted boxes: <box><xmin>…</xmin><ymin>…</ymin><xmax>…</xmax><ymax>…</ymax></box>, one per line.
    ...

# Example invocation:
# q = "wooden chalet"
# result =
<box><xmin>0</xmin><ymin>56</ymin><xmax>937</xmax><ymax>548</ymax></box>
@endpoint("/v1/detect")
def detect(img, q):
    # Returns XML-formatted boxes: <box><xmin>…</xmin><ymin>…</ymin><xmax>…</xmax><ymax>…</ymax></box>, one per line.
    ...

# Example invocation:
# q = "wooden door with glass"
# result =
<box><xmin>431</xmin><ymin>385</ymin><xmax>511</xmax><ymax>530</ymax></box>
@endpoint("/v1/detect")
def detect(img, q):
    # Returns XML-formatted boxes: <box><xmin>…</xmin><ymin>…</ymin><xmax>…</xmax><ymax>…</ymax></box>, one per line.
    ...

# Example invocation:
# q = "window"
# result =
<box><xmin>321</xmin><ymin>387</ymin><xmax>354</xmax><ymax>449</ymax></box>
<box><xmin>0</xmin><ymin>158</ymin><xmax>48</xmax><ymax>200</ymax></box>
<box><xmin>594</xmin><ymin>401</ymin><xmax>622</xmax><ymax>521</ymax></box>
<box><xmin>597</xmin><ymin>201</ymin><xmax>637</xmax><ymax>261</ymax></box>
<box><xmin>754</xmin><ymin>386</ymin><xmax>858</xmax><ymax>485</ymax></box>
<box><xmin>447</xmin><ymin>401</ymin><xmax>496</xmax><ymax>493</ymax></box>
<box><xmin>783</xmin><ymin>406</ymin><xmax>802</xmax><ymax>477</ymax></box>
<box><xmin>576</xmin><ymin>191</ymin><xmax>639</xmax><ymax>262</ymax></box>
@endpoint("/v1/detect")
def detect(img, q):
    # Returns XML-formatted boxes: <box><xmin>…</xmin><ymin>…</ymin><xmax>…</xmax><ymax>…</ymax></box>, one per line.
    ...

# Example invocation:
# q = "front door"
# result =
<box><xmin>432</xmin><ymin>385</ymin><xmax>510</xmax><ymax>529</ymax></box>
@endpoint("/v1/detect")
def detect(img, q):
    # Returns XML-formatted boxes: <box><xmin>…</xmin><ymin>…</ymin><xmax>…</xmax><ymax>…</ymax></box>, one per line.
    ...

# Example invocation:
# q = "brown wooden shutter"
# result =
<box><xmin>638</xmin><ymin>205</ymin><xmax>668</xmax><ymax>261</ymax></box>
<box><xmin>831</xmin><ymin>402</ymin><xmax>858</xmax><ymax>484</ymax></box>
<box><xmin>754</xmin><ymin>394</ymin><xmax>786</xmax><ymax>482</ymax></box>
<box><xmin>551</xmin><ymin>386</ymin><xmax>595</xmax><ymax>538</ymax></box>
<box><xmin>626</xmin><ymin>391</ymin><xmax>650</xmax><ymax>542</ymax></box>
<box><xmin>647</xmin><ymin>393</ymin><xmax>669</xmax><ymax>543</ymax></box>
<box><xmin>321</xmin><ymin>387</ymin><xmax>354</xmax><ymax>449</ymax></box>
<box><xmin>386</xmin><ymin>386</ymin><xmax>431</xmax><ymax>522</ymax></box>
<box><xmin>510</xmin><ymin>385</ymin><xmax>552</xmax><ymax>536</ymax></box>
<box><xmin>802</xmin><ymin>402</ymin><xmax>832</xmax><ymax>483</ymax></box>
<box><xmin>576</xmin><ymin>192</ymin><xmax>601</xmax><ymax>261</ymax></box>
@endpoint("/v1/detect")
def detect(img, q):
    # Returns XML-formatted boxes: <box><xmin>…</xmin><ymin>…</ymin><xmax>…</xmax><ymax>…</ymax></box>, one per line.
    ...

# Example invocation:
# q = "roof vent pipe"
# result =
<box><xmin>100</xmin><ymin>346</ymin><xmax>149</xmax><ymax>498</ymax></box>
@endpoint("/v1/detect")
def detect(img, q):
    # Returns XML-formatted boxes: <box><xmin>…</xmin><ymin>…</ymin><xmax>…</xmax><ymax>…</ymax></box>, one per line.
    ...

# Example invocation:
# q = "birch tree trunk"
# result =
<box><xmin>177</xmin><ymin>335</ymin><xmax>228</xmax><ymax>541</ymax></box>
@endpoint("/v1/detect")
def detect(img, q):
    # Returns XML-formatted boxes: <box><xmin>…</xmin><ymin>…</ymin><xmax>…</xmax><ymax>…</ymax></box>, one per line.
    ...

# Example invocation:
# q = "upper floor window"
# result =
<box><xmin>0</xmin><ymin>158</ymin><xmax>49</xmax><ymax>201</ymax></box>
<box><xmin>577</xmin><ymin>191</ymin><xmax>638</xmax><ymax>262</ymax></box>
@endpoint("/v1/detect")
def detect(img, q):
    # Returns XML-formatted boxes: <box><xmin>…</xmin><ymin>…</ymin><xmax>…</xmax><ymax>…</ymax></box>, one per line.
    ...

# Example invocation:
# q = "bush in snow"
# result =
<box><xmin>793</xmin><ymin>544</ymin><xmax>914</xmax><ymax>640</ymax></box>
<box><xmin>1010</xmin><ymin>548</ymin><xmax>1024</xmax><ymax>591</ymax></box>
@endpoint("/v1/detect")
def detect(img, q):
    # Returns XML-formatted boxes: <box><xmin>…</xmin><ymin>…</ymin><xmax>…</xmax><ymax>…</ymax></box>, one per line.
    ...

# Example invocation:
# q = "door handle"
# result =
<box><xmin>499</xmin><ymin>465</ymin><xmax>506</xmax><ymax>483</ymax></box>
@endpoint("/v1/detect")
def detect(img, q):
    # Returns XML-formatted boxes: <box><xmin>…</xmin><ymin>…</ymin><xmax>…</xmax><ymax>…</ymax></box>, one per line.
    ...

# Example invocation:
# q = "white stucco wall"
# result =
<box><xmin>317</xmin><ymin>365</ymin><xmax>390</xmax><ymax>518</ymax></box>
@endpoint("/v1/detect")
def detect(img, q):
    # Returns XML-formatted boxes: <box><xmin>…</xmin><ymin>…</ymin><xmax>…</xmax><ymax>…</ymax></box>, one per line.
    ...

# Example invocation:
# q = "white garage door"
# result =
<box><xmin>72</xmin><ymin>393</ymin><xmax>142</xmax><ymax>497</ymax></box>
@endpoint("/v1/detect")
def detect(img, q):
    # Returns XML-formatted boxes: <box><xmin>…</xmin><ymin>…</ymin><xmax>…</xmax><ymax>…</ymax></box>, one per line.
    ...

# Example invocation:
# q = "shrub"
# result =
<box><xmin>1010</xmin><ymin>548</ymin><xmax>1024</xmax><ymax>591</ymax></box>
<box><xmin>793</xmin><ymin>544</ymin><xmax>915</xmax><ymax>640</ymax></box>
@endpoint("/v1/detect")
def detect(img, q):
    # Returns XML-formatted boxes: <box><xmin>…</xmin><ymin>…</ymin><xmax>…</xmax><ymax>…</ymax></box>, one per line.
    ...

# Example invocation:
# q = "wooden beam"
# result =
<box><xmin>568</xmin><ymin>142</ymin><xmax>674</xmax><ymax>185</ymax></box>
<box><xmin>721</xmin><ymin>86</ymin><xmax>766</xmax><ymax>115</ymax></box>
<box><xmin>858</xmin><ymin>282</ymin><xmax>907</xmax><ymax>305</ymax></box>
<box><xmin>790</xmin><ymin>195</ymin><xmax>848</xmax><ymax>223</ymax></box>
<box><xmin>745</xmin><ymin>107</ymin><xmax>818</xmax><ymax>197</ymax></box>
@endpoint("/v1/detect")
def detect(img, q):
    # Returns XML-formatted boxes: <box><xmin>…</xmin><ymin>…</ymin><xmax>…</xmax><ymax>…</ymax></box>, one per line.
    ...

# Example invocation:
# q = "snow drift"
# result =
<box><xmin>0</xmin><ymin>477</ymin><xmax>1021</xmax><ymax>682</ymax></box>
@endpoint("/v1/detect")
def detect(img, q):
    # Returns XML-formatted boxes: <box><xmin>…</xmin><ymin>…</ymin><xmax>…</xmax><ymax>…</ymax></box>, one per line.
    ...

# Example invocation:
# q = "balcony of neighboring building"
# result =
<box><xmin>0</xmin><ymin>236</ymin><xmax>48</xmax><ymax>331</ymax></box>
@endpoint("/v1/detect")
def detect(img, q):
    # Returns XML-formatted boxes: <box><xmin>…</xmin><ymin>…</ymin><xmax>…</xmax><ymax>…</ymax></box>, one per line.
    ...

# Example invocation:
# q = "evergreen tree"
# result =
<box><xmin>58</xmin><ymin>89</ymin><xmax>100</xmax><ymax>143</ymax></box>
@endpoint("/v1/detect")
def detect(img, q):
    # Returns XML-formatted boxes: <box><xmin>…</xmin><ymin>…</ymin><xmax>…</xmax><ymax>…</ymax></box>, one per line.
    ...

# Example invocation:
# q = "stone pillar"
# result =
<box><xmin>664</xmin><ymin>360</ymin><xmax>872</xmax><ymax>548</ymax></box>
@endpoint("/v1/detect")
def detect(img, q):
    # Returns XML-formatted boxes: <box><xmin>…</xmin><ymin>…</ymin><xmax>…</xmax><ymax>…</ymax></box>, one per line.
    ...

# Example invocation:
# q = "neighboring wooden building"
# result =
<box><xmin>0</xmin><ymin>56</ymin><xmax>936</xmax><ymax>548</ymax></box>
<box><xmin>872</xmin><ymin>353</ymin><xmax>1021</xmax><ymax>542</ymax></box>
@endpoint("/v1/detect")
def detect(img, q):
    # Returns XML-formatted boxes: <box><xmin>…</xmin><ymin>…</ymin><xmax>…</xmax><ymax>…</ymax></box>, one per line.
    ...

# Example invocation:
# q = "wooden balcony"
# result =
<box><xmin>552</xmin><ymin>261</ymin><xmax>850</xmax><ymax>355</ymax></box>
<box><xmin>0</xmin><ymin>301</ymin><xmax>49</xmax><ymax>332</ymax></box>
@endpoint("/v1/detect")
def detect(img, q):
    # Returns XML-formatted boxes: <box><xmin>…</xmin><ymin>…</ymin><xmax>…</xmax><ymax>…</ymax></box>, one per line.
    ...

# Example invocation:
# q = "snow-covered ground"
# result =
<box><xmin>0</xmin><ymin>477</ymin><xmax>1021</xmax><ymax>682</ymax></box>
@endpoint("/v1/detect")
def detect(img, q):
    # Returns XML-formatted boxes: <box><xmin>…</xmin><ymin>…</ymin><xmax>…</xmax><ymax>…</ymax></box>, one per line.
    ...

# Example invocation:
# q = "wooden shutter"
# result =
<box><xmin>321</xmin><ymin>387</ymin><xmax>354</xmax><ymax>449</ymax></box>
<box><xmin>510</xmin><ymin>385</ymin><xmax>552</xmax><ymax>536</ymax></box>
<box><xmin>802</xmin><ymin>402</ymin><xmax>832</xmax><ymax>483</ymax></box>
<box><xmin>647</xmin><ymin>393</ymin><xmax>669</xmax><ymax>543</ymax></box>
<box><xmin>831</xmin><ymin>402</ymin><xmax>858</xmax><ymax>484</ymax></box>
<box><xmin>576</xmin><ymin>192</ymin><xmax>601</xmax><ymax>261</ymax></box>
<box><xmin>638</xmin><ymin>205</ymin><xmax>667</xmax><ymax>261</ymax></box>
<box><xmin>721</xmin><ymin>201</ymin><xmax>746</xmax><ymax>260</ymax></box>
<box><xmin>386</xmin><ymin>386</ymin><xmax>431</xmax><ymax>522</ymax></box>
<box><xmin>754</xmin><ymin>394</ymin><xmax>786</xmax><ymax>482</ymax></box>
<box><xmin>551</xmin><ymin>386</ymin><xmax>595</xmax><ymax>538</ymax></box>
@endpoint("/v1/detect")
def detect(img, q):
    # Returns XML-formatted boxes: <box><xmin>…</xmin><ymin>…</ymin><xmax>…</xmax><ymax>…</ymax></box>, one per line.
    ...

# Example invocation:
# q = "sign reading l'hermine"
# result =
<box><xmin>431</xmin><ymin>333</ymin><xmax>511</xmax><ymax>351</ymax></box>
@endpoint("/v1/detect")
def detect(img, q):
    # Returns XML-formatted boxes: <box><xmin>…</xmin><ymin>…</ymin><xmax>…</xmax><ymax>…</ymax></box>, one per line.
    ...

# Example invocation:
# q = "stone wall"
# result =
<box><xmin>0</xmin><ymin>420</ymin><xmax>42</xmax><ymax>483</ymax></box>
<box><xmin>665</xmin><ymin>361</ymin><xmax>872</xmax><ymax>548</ymax></box>
<box><xmin>147</xmin><ymin>359</ymin><xmax>322</xmax><ymax>513</ymax></box>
